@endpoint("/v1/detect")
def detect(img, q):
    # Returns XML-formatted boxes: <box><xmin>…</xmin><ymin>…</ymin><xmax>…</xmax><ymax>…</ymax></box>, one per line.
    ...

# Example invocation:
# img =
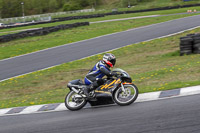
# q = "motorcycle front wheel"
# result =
<box><xmin>113</xmin><ymin>84</ymin><xmax>138</xmax><ymax>106</ymax></box>
<box><xmin>65</xmin><ymin>91</ymin><xmax>87</xmax><ymax>111</ymax></box>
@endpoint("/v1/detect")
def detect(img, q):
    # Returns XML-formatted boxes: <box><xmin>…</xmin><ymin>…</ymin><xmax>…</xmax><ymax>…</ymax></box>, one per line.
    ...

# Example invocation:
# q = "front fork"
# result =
<box><xmin>121</xmin><ymin>83</ymin><xmax>126</xmax><ymax>92</ymax></box>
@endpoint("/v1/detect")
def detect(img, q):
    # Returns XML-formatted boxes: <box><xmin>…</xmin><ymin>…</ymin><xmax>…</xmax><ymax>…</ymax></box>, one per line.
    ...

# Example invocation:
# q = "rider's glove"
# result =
<box><xmin>111</xmin><ymin>71</ymin><xmax>118</xmax><ymax>77</ymax></box>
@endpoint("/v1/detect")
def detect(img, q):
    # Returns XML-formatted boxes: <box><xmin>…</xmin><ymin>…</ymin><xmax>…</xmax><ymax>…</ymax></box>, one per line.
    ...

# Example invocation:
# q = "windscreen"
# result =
<box><xmin>112</xmin><ymin>68</ymin><xmax>130</xmax><ymax>78</ymax></box>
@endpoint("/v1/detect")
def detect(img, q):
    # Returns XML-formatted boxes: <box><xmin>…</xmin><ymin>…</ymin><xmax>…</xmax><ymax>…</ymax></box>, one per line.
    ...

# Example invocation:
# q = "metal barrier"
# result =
<box><xmin>0</xmin><ymin>9</ymin><xmax>95</xmax><ymax>24</ymax></box>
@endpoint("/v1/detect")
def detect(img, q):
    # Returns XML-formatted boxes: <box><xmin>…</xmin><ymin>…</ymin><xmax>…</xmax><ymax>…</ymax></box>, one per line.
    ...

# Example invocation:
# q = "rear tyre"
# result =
<box><xmin>65</xmin><ymin>91</ymin><xmax>87</xmax><ymax>111</ymax></box>
<box><xmin>113</xmin><ymin>84</ymin><xmax>138</xmax><ymax>106</ymax></box>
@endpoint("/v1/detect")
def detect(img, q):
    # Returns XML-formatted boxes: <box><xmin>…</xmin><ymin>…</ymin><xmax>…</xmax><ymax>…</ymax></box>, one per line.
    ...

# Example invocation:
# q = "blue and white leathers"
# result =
<box><xmin>84</xmin><ymin>60</ymin><xmax>111</xmax><ymax>85</ymax></box>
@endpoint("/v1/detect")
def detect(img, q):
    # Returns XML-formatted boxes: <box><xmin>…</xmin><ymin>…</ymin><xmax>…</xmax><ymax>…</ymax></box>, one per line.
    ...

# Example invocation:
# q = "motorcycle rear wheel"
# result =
<box><xmin>65</xmin><ymin>91</ymin><xmax>87</xmax><ymax>111</ymax></box>
<box><xmin>113</xmin><ymin>84</ymin><xmax>138</xmax><ymax>106</ymax></box>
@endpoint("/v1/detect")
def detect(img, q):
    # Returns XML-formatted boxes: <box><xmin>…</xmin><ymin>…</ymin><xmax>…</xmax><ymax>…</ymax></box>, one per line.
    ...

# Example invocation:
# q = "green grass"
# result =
<box><xmin>119</xmin><ymin>0</ymin><xmax>200</xmax><ymax>11</ymax></box>
<box><xmin>0</xmin><ymin>5</ymin><xmax>200</xmax><ymax>109</ymax></box>
<box><xmin>1</xmin><ymin>6</ymin><xmax>200</xmax><ymax>33</ymax></box>
<box><xmin>0</xmin><ymin>31</ymin><xmax>19</xmax><ymax>36</ymax></box>
<box><xmin>0</xmin><ymin>0</ymin><xmax>199</xmax><ymax>24</ymax></box>
<box><xmin>0</xmin><ymin>10</ymin><xmax>200</xmax><ymax>60</ymax></box>
<box><xmin>0</xmin><ymin>5</ymin><xmax>199</xmax><ymax>38</ymax></box>
<box><xmin>47</xmin><ymin>0</ymin><xmax>200</xmax><ymax>18</ymax></box>
<box><xmin>0</xmin><ymin>27</ymin><xmax>200</xmax><ymax>109</ymax></box>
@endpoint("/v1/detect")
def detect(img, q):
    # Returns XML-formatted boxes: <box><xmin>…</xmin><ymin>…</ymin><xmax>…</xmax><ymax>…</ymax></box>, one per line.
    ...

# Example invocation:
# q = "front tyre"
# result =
<box><xmin>113</xmin><ymin>84</ymin><xmax>138</xmax><ymax>106</ymax></box>
<box><xmin>65</xmin><ymin>91</ymin><xmax>87</xmax><ymax>111</ymax></box>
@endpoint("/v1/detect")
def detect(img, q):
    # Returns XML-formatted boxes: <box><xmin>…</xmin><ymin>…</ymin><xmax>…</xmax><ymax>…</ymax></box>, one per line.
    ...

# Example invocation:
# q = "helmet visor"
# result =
<box><xmin>110</xmin><ymin>58</ymin><xmax>116</xmax><ymax>66</ymax></box>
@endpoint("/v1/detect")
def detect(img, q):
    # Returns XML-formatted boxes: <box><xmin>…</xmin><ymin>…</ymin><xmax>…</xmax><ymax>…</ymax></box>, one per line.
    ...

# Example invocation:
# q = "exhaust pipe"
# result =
<box><xmin>71</xmin><ymin>87</ymin><xmax>79</xmax><ymax>93</ymax></box>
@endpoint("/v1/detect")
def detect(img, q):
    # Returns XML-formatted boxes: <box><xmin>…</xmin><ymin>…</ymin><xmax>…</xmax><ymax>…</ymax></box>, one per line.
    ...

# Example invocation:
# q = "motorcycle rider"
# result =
<box><xmin>84</xmin><ymin>53</ymin><xmax>117</xmax><ymax>97</ymax></box>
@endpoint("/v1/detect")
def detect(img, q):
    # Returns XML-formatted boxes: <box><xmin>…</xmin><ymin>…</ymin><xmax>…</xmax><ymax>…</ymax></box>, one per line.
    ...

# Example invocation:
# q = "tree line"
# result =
<box><xmin>0</xmin><ymin>0</ymin><xmax>100</xmax><ymax>18</ymax></box>
<box><xmin>0</xmin><ymin>0</ymin><xmax>151</xmax><ymax>18</ymax></box>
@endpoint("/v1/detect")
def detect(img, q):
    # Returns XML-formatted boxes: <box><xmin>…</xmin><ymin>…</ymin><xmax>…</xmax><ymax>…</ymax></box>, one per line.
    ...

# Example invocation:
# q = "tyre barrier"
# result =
<box><xmin>53</xmin><ymin>14</ymin><xmax>105</xmax><ymax>21</ymax></box>
<box><xmin>0</xmin><ymin>20</ymin><xmax>57</xmax><ymax>30</ymax></box>
<box><xmin>180</xmin><ymin>33</ymin><xmax>200</xmax><ymax>55</ymax></box>
<box><xmin>0</xmin><ymin>14</ymin><xmax>102</xmax><ymax>30</ymax></box>
<box><xmin>1</xmin><ymin>3</ymin><xmax>200</xmax><ymax>30</ymax></box>
<box><xmin>0</xmin><ymin>22</ymin><xmax>89</xmax><ymax>43</ymax></box>
<box><xmin>103</xmin><ymin>4</ymin><xmax>200</xmax><ymax>16</ymax></box>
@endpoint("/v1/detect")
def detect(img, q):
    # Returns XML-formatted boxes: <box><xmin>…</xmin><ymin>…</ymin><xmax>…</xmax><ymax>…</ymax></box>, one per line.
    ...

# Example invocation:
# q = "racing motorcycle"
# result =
<box><xmin>65</xmin><ymin>68</ymin><xmax>139</xmax><ymax>111</ymax></box>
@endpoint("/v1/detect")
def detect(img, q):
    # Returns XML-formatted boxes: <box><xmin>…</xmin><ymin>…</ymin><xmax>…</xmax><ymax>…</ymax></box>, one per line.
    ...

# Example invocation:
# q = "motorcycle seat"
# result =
<box><xmin>67</xmin><ymin>79</ymin><xmax>87</xmax><ymax>88</ymax></box>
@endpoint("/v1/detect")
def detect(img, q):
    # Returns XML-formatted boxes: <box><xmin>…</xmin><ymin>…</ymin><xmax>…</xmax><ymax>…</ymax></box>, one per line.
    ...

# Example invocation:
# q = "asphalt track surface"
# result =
<box><xmin>0</xmin><ymin>94</ymin><xmax>200</xmax><ymax>133</ymax></box>
<box><xmin>1</xmin><ymin>15</ymin><xmax>200</xmax><ymax>81</ymax></box>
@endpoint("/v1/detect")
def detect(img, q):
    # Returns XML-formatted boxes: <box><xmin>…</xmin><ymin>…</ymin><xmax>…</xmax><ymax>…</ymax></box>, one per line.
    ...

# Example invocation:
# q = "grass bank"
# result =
<box><xmin>50</xmin><ymin>0</ymin><xmax>200</xmax><ymax>17</ymax></box>
<box><xmin>0</xmin><ymin>27</ymin><xmax>199</xmax><ymax>109</ymax></box>
<box><xmin>0</xmin><ymin>12</ymin><xmax>200</xmax><ymax>60</ymax></box>
<box><xmin>1</xmin><ymin>6</ymin><xmax>200</xmax><ymax>33</ymax></box>
<box><xmin>118</xmin><ymin>0</ymin><xmax>200</xmax><ymax>11</ymax></box>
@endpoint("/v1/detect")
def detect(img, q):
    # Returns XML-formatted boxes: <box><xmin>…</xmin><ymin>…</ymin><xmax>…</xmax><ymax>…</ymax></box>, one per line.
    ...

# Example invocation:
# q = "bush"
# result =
<box><xmin>79</xmin><ymin>0</ymin><xmax>90</xmax><ymax>7</ymax></box>
<box><xmin>63</xmin><ymin>2</ymin><xmax>82</xmax><ymax>11</ymax></box>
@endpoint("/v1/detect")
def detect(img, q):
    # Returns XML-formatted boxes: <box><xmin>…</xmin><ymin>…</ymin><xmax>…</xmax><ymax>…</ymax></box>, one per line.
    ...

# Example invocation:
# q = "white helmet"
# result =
<box><xmin>103</xmin><ymin>53</ymin><xmax>116</xmax><ymax>68</ymax></box>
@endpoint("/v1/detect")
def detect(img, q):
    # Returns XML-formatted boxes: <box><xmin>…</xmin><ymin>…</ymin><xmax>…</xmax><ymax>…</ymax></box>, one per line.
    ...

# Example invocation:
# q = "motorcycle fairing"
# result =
<box><xmin>96</xmin><ymin>78</ymin><xmax>122</xmax><ymax>93</ymax></box>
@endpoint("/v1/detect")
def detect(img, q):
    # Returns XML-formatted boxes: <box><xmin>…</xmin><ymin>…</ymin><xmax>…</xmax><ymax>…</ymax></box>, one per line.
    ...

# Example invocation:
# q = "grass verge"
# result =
<box><xmin>0</xmin><ymin>27</ymin><xmax>200</xmax><ymax>109</ymax></box>
<box><xmin>1</xmin><ymin>6</ymin><xmax>200</xmax><ymax>33</ymax></box>
<box><xmin>0</xmin><ymin>12</ymin><xmax>200</xmax><ymax>60</ymax></box>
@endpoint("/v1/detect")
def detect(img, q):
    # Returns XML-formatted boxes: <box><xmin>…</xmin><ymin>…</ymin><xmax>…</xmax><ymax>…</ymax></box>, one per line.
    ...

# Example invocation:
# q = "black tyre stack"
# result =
<box><xmin>180</xmin><ymin>36</ymin><xmax>193</xmax><ymax>56</ymax></box>
<box><xmin>180</xmin><ymin>33</ymin><xmax>200</xmax><ymax>55</ymax></box>
<box><xmin>191</xmin><ymin>34</ymin><xmax>200</xmax><ymax>54</ymax></box>
<box><xmin>0</xmin><ymin>22</ymin><xmax>89</xmax><ymax>43</ymax></box>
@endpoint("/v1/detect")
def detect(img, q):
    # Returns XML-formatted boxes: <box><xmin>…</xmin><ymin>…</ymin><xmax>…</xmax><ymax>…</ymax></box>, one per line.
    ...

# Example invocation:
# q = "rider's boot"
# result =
<box><xmin>83</xmin><ymin>84</ymin><xmax>95</xmax><ymax>98</ymax></box>
<box><xmin>83</xmin><ymin>86</ymin><xmax>90</xmax><ymax>97</ymax></box>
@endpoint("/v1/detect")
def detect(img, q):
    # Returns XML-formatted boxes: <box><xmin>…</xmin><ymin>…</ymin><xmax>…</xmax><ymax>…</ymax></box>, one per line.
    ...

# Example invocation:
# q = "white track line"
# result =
<box><xmin>54</xmin><ymin>103</ymin><xmax>66</xmax><ymax>111</ymax></box>
<box><xmin>19</xmin><ymin>104</ymin><xmax>44</xmax><ymax>114</ymax></box>
<box><xmin>90</xmin><ymin>15</ymin><xmax>160</xmax><ymax>24</ymax></box>
<box><xmin>0</xmin><ymin>108</ymin><xmax>12</xmax><ymax>116</ymax></box>
<box><xmin>0</xmin><ymin>14</ymin><xmax>198</xmax><ymax>62</ymax></box>
<box><xmin>136</xmin><ymin>91</ymin><xmax>161</xmax><ymax>102</ymax></box>
<box><xmin>1</xmin><ymin>15</ymin><xmax>200</xmax><ymax>83</ymax></box>
<box><xmin>180</xmin><ymin>85</ymin><xmax>200</xmax><ymax>96</ymax></box>
<box><xmin>0</xmin><ymin>85</ymin><xmax>200</xmax><ymax>117</ymax></box>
